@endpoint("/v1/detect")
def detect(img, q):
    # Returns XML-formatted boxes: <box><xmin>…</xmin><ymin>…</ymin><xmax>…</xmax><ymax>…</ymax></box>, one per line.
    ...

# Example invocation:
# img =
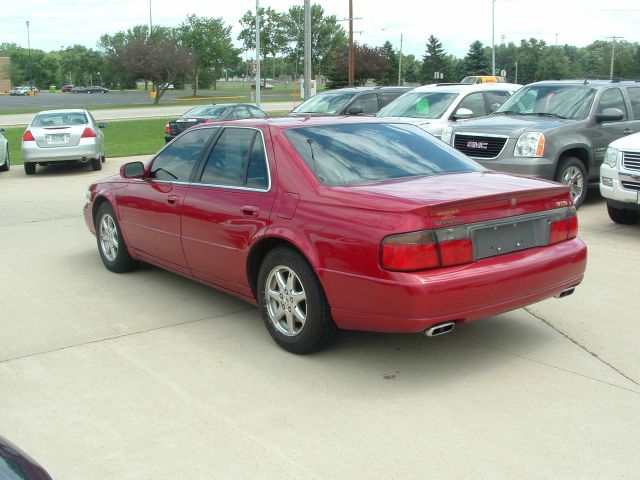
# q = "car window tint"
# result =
<box><xmin>377</xmin><ymin>92</ymin><xmax>458</xmax><ymax>119</ymax></box>
<box><xmin>285</xmin><ymin>123</ymin><xmax>482</xmax><ymax>186</ymax></box>
<box><xmin>249</xmin><ymin>106</ymin><xmax>268</xmax><ymax>118</ymax></box>
<box><xmin>597</xmin><ymin>88</ymin><xmax>627</xmax><ymax>119</ymax></box>
<box><xmin>349</xmin><ymin>94</ymin><xmax>379</xmax><ymax>114</ymax></box>
<box><xmin>626</xmin><ymin>87</ymin><xmax>640</xmax><ymax>120</ymax></box>
<box><xmin>150</xmin><ymin>128</ymin><xmax>214</xmax><ymax>182</ymax></box>
<box><xmin>33</xmin><ymin>112</ymin><xmax>87</xmax><ymax>126</ymax></box>
<box><xmin>290</xmin><ymin>92</ymin><xmax>356</xmax><ymax>114</ymax></box>
<box><xmin>457</xmin><ymin>92</ymin><xmax>487</xmax><ymax>117</ymax></box>
<box><xmin>246</xmin><ymin>138</ymin><xmax>269</xmax><ymax>189</ymax></box>
<box><xmin>484</xmin><ymin>91</ymin><xmax>510</xmax><ymax>112</ymax></box>
<box><xmin>200</xmin><ymin>128</ymin><xmax>263</xmax><ymax>187</ymax></box>
<box><xmin>378</xmin><ymin>91</ymin><xmax>406</xmax><ymax>108</ymax></box>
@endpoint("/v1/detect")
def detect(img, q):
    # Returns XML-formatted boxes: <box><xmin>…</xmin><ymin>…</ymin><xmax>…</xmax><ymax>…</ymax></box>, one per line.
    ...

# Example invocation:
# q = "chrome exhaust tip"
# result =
<box><xmin>555</xmin><ymin>287</ymin><xmax>576</xmax><ymax>299</ymax></box>
<box><xmin>425</xmin><ymin>321</ymin><xmax>456</xmax><ymax>337</ymax></box>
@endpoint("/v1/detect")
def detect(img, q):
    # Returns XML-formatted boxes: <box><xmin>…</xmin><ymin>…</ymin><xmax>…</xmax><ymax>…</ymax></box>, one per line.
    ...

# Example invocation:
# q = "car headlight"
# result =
<box><xmin>604</xmin><ymin>147</ymin><xmax>619</xmax><ymax>168</ymax></box>
<box><xmin>441</xmin><ymin>126</ymin><xmax>453</xmax><ymax>144</ymax></box>
<box><xmin>514</xmin><ymin>132</ymin><xmax>545</xmax><ymax>157</ymax></box>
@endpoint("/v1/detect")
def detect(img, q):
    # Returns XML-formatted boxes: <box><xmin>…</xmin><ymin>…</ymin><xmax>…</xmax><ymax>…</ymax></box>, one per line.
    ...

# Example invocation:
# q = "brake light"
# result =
<box><xmin>81</xmin><ymin>127</ymin><xmax>96</xmax><ymax>138</ymax></box>
<box><xmin>165</xmin><ymin>123</ymin><xmax>171</xmax><ymax>134</ymax></box>
<box><xmin>439</xmin><ymin>238</ymin><xmax>474</xmax><ymax>266</ymax></box>
<box><xmin>22</xmin><ymin>130</ymin><xmax>35</xmax><ymax>142</ymax></box>
<box><xmin>548</xmin><ymin>207</ymin><xmax>578</xmax><ymax>244</ymax></box>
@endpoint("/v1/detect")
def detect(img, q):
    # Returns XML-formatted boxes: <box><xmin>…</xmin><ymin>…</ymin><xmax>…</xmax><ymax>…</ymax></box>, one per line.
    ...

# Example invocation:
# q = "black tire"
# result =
<box><xmin>555</xmin><ymin>157</ymin><xmax>587</xmax><ymax>207</ymax></box>
<box><xmin>257</xmin><ymin>247</ymin><xmax>337</xmax><ymax>354</ymax></box>
<box><xmin>95</xmin><ymin>202</ymin><xmax>137</xmax><ymax>273</ymax></box>
<box><xmin>0</xmin><ymin>148</ymin><xmax>9</xmax><ymax>172</ymax></box>
<box><xmin>91</xmin><ymin>157</ymin><xmax>102</xmax><ymax>171</ymax></box>
<box><xmin>101</xmin><ymin>154</ymin><xmax>106</xmax><ymax>164</ymax></box>
<box><xmin>607</xmin><ymin>204</ymin><xmax>639</xmax><ymax>225</ymax></box>
<box><xmin>24</xmin><ymin>162</ymin><xmax>36</xmax><ymax>175</ymax></box>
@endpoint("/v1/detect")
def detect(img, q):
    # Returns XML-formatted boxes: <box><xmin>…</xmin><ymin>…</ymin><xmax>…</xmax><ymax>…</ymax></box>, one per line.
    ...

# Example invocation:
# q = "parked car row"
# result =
<box><xmin>9</xmin><ymin>86</ymin><xmax>39</xmax><ymax>96</ymax></box>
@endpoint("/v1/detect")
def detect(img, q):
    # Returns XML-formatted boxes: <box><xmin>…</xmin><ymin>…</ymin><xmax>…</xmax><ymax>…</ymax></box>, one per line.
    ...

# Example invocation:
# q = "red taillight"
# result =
<box><xmin>81</xmin><ymin>127</ymin><xmax>96</xmax><ymax>138</ymax></box>
<box><xmin>549</xmin><ymin>208</ymin><xmax>578</xmax><ymax>244</ymax></box>
<box><xmin>382</xmin><ymin>231</ymin><xmax>440</xmax><ymax>271</ymax></box>
<box><xmin>165</xmin><ymin>123</ymin><xmax>171</xmax><ymax>134</ymax></box>
<box><xmin>22</xmin><ymin>130</ymin><xmax>35</xmax><ymax>142</ymax></box>
<box><xmin>439</xmin><ymin>238</ymin><xmax>474</xmax><ymax>266</ymax></box>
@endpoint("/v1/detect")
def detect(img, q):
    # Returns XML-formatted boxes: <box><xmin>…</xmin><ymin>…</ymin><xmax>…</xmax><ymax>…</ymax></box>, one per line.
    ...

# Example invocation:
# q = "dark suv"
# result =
<box><xmin>442</xmin><ymin>79</ymin><xmax>640</xmax><ymax>206</ymax></box>
<box><xmin>289</xmin><ymin>86</ymin><xmax>413</xmax><ymax>116</ymax></box>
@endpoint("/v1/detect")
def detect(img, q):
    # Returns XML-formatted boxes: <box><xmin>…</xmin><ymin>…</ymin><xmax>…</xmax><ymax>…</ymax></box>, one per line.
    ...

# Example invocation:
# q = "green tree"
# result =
<box><xmin>419</xmin><ymin>35</ymin><xmax>448</xmax><ymax>83</ymax></box>
<box><xmin>464</xmin><ymin>40</ymin><xmax>489</xmax><ymax>75</ymax></box>
<box><xmin>179</xmin><ymin>14</ymin><xmax>240</xmax><ymax>94</ymax></box>
<box><xmin>238</xmin><ymin>7</ymin><xmax>288</xmax><ymax>85</ymax></box>
<box><xmin>98</xmin><ymin>25</ymin><xmax>151</xmax><ymax>89</ymax></box>
<box><xmin>381</xmin><ymin>40</ymin><xmax>399</xmax><ymax>85</ymax></box>
<box><xmin>536</xmin><ymin>46</ymin><xmax>569</xmax><ymax>80</ymax></box>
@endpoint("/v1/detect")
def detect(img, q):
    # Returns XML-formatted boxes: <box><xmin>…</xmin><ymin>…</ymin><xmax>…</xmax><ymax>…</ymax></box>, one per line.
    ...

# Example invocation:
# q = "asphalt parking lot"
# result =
<box><xmin>1</xmin><ymin>159</ymin><xmax>639</xmax><ymax>479</ymax></box>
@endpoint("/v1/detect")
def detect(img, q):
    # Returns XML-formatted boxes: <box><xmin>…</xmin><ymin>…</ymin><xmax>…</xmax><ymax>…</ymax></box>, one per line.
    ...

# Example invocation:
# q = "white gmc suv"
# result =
<box><xmin>600</xmin><ymin>131</ymin><xmax>640</xmax><ymax>224</ymax></box>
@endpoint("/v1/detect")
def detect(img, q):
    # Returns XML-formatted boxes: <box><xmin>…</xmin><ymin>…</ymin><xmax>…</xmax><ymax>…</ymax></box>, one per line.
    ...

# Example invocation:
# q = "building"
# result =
<box><xmin>0</xmin><ymin>57</ymin><xmax>10</xmax><ymax>93</ymax></box>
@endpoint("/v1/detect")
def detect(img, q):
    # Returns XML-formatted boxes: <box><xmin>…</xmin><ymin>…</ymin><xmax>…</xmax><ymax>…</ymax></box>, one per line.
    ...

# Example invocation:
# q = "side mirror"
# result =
<box><xmin>0</xmin><ymin>127</ymin><xmax>5</xmax><ymax>134</ymax></box>
<box><xmin>346</xmin><ymin>106</ymin><xmax>364</xmax><ymax>115</ymax></box>
<box><xmin>453</xmin><ymin>107</ymin><xmax>474</xmax><ymax>120</ymax></box>
<box><xmin>596</xmin><ymin>107</ymin><xmax>624</xmax><ymax>123</ymax></box>
<box><xmin>97</xmin><ymin>123</ymin><xmax>107</xmax><ymax>129</ymax></box>
<box><xmin>120</xmin><ymin>161</ymin><xmax>146</xmax><ymax>179</ymax></box>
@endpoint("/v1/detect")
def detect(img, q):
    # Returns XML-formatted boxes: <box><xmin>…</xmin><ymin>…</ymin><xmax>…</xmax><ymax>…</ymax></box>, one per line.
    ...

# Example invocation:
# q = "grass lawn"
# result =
<box><xmin>2</xmin><ymin>112</ymin><xmax>289</xmax><ymax>166</ymax></box>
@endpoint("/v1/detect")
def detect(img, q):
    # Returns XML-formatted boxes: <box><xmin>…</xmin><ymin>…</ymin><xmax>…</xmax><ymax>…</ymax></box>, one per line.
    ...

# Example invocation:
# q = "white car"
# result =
<box><xmin>0</xmin><ymin>128</ymin><xmax>9</xmax><ymax>172</ymax></box>
<box><xmin>376</xmin><ymin>82</ymin><xmax>521</xmax><ymax>139</ymax></box>
<box><xmin>600</xmin><ymin>132</ymin><xmax>640</xmax><ymax>224</ymax></box>
<box><xmin>22</xmin><ymin>109</ymin><xmax>106</xmax><ymax>175</ymax></box>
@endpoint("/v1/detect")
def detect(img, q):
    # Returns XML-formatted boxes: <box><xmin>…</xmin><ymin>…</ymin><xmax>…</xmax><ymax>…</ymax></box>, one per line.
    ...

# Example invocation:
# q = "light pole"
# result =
<box><xmin>491</xmin><ymin>0</ymin><xmax>496</xmax><ymax>75</ymax></box>
<box><xmin>398</xmin><ymin>34</ymin><xmax>403</xmax><ymax>86</ymax></box>
<box><xmin>255</xmin><ymin>0</ymin><xmax>261</xmax><ymax>108</ymax></box>
<box><xmin>26</xmin><ymin>21</ymin><xmax>33</xmax><ymax>93</ymax></box>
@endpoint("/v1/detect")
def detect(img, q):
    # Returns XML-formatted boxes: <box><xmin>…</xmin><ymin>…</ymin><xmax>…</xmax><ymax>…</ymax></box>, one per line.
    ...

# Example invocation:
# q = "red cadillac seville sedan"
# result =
<box><xmin>83</xmin><ymin>117</ymin><xmax>587</xmax><ymax>354</ymax></box>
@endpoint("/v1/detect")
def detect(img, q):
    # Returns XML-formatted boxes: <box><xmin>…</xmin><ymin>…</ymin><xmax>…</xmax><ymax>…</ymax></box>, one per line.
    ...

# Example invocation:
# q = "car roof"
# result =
<box><xmin>34</xmin><ymin>109</ymin><xmax>89</xmax><ymax>115</ymax></box>
<box><xmin>411</xmin><ymin>83</ymin><xmax>522</xmax><ymax>93</ymax></box>
<box><xmin>194</xmin><ymin>115</ymin><xmax>417</xmax><ymax>131</ymax></box>
<box><xmin>314</xmin><ymin>86</ymin><xmax>413</xmax><ymax>95</ymax></box>
<box><xmin>527</xmin><ymin>79</ymin><xmax>640</xmax><ymax>87</ymax></box>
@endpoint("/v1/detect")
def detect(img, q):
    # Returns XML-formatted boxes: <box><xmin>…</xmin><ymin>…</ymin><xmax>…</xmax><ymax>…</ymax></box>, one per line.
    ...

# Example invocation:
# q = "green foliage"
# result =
<box><xmin>464</xmin><ymin>40</ymin><xmax>489</xmax><ymax>75</ymax></box>
<box><xmin>419</xmin><ymin>35</ymin><xmax>451</xmax><ymax>83</ymax></box>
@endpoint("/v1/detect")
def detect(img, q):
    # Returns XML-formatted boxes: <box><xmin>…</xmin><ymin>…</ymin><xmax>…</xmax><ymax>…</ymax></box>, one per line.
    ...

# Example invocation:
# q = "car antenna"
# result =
<box><xmin>306</xmin><ymin>139</ymin><xmax>318</xmax><ymax>172</ymax></box>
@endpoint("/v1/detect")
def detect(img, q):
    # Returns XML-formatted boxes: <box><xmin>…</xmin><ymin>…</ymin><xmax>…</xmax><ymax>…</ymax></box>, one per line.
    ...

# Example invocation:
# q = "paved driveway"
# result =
<box><xmin>0</xmin><ymin>160</ymin><xmax>638</xmax><ymax>479</ymax></box>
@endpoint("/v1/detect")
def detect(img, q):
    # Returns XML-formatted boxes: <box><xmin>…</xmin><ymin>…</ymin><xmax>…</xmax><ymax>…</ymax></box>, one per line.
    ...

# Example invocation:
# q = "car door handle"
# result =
<box><xmin>167</xmin><ymin>194</ymin><xmax>180</xmax><ymax>205</ymax></box>
<box><xmin>241</xmin><ymin>205</ymin><xmax>260</xmax><ymax>217</ymax></box>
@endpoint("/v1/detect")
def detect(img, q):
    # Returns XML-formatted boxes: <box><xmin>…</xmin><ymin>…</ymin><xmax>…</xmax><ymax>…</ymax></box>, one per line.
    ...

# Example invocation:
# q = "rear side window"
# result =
<box><xmin>625</xmin><ymin>87</ymin><xmax>640</xmax><ymax>120</ymax></box>
<box><xmin>378</xmin><ymin>91</ymin><xmax>405</xmax><ymax>108</ymax></box>
<box><xmin>284</xmin><ymin>123</ymin><xmax>482</xmax><ymax>186</ymax></box>
<box><xmin>150</xmin><ymin>128</ymin><xmax>215</xmax><ymax>182</ymax></box>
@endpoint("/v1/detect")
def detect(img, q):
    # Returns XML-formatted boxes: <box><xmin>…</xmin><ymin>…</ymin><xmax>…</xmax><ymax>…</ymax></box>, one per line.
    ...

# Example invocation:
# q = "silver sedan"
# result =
<box><xmin>22</xmin><ymin>109</ymin><xmax>106</xmax><ymax>175</ymax></box>
<box><xmin>0</xmin><ymin>127</ymin><xmax>9</xmax><ymax>172</ymax></box>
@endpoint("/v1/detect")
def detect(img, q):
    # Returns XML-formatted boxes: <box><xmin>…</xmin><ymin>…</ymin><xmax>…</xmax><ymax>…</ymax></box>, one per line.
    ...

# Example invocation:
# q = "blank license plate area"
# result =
<box><xmin>45</xmin><ymin>134</ymin><xmax>69</xmax><ymax>144</ymax></box>
<box><xmin>472</xmin><ymin>218</ymin><xmax>548</xmax><ymax>260</ymax></box>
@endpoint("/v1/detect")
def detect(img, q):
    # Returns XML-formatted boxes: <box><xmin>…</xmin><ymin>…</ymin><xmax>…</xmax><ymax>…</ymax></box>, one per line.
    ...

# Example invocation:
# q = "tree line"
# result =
<box><xmin>2</xmin><ymin>4</ymin><xmax>639</xmax><ymax>103</ymax></box>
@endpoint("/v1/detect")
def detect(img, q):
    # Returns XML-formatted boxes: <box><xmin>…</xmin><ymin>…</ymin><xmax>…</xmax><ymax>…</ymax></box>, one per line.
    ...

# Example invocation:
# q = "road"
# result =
<box><xmin>0</xmin><ymin>158</ymin><xmax>638</xmax><ymax>479</ymax></box>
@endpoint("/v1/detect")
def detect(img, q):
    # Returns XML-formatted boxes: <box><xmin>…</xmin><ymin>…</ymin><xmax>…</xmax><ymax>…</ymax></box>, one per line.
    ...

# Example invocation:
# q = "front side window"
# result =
<box><xmin>149</xmin><ymin>128</ymin><xmax>215</xmax><ymax>181</ymax></box>
<box><xmin>284</xmin><ymin>123</ymin><xmax>482</xmax><ymax>186</ymax></box>
<box><xmin>485</xmin><ymin>90</ymin><xmax>511</xmax><ymax>112</ymax></box>
<box><xmin>456</xmin><ymin>92</ymin><xmax>487</xmax><ymax>118</ymax></box>
<box><xmin>597</xmin><ymin>88</ymin><xmax>627</xmax><ymax>119</ymax></box>
<box><xmin>290</xmin><ymin>92</ymin><xmax>357</xmax><ymax>115</ymax></box>
<box><xmin>348</xmin><ymin>93</ymin><xmax>379</xmax><ymax>114</ymax></box>
<box><xmin>377</xmin><ymin>92</ymin><xmax>459</xmax><ymax>119</ymax></box>
<box><xmin>199</xmin><ymin>128</ymin><xmax>268</xmax><ymax>189</ymax></box>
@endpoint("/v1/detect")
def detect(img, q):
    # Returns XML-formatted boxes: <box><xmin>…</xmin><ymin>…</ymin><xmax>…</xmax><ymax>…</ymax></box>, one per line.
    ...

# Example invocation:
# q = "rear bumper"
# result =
<box><xmin>23</xmin><ymin>142</ymin><xmax>100</xmax><ymax>163</ymax></box>
<box><xmin>320</xmin><ymin>238</ymin><xmax>587</xmax><ymax>333</ymax></box>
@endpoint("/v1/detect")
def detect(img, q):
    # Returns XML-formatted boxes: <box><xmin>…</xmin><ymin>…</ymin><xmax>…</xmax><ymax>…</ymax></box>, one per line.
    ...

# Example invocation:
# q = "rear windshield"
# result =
<box><xmin>284</xmin><ymin>123</ymin><xmax>482</xmax><ymax>186</ymax></box>
<box><xmin>496</xmin><ymin>84</ymin><xmax>597</xmax><ymax>119</ymax></box>
<box><xmin>377</xmin><ymin>92</ymin><xmax>459</xmax><ymax>119</ymax></box>
<box><xmin>32</xmin><ymin>112</ymin><xmax>88</xmax><ymax>126</ymax></box>
<box><xmin>183</xmin><ymin>105</ymin><xmax>229</xmax><ymax>117</ymax></box>
<box><xmin>290</xmin><ymin>92</ymin><xmax>357</xmax><ymax>115</ymax></box>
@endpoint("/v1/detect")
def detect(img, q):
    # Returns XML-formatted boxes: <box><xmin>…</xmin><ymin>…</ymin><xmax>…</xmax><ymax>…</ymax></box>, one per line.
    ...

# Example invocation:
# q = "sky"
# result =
<box><xmin>1</xmin><ymin>0</ymin><xmax>639</xmax><ymax>64</ymax></box>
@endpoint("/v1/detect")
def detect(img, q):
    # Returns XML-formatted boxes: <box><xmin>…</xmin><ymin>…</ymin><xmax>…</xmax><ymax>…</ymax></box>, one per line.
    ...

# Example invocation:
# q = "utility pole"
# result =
<box><xmin>491</xmin><ymin>0</ymin><xmax>495</xmax><ymax>75</ymax></box>
<box><xmin>606</xmin><ymin>36</ymin><xmax>624</xmax><ymax>79</ymax></box>
<box><xmin>398</xmin><ymin>34</ymin><xmax>403</xmax><ymax>86</ymax></box>
<box><xmin>149</xmin><ymin>0</ymin><xmax>153</xmax><ymax>35</ymax></box>
<box><xmin>348</xmin><ymin>0</ymin><xmax>354</xmax><ymax>87</ymax></box>
<box><xmin>255</xmin><ymin>0</ymin><xmax>261</xmax><ymax>108</ymax></box>
<box><xmin>304</xmin><ymin>0</ymin><xmax>311</xmax><ymax>99</ymax></box>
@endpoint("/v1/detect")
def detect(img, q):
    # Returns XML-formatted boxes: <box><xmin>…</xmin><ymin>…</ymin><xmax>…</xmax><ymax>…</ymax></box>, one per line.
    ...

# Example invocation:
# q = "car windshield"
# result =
<box><xmin>377</xmin><ymin>92</ymin><xmax>459</xmax><ymax>119</ymax></box>
<box><xmin>182</xmin><ymin>105</ymin><xmax>229</xmax><ymax>117</ymax></box>
<box><xmin>290</xmin><ymin>92</ymin><xmax>358</xmax><ymax>115</ymax></box>
<box><xmin>496</xmin><ymin>84</ymin><xmax>597</xmax><ymax>119</ymax></box>
<box><xmin>284</xmin><ymin>123</ymin><xmax>482</xmax><ymax>186</ymax></box>
<box><xmin>32</xmin><ymin>112</ymin><xmax>87</xmax><ymax>127</ymax></box>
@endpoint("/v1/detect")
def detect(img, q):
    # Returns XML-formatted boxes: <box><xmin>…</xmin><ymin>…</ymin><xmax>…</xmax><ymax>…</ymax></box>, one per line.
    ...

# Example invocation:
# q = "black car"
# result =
<box><xmin>70</xmin><ymin>86</ymin><xmax>87</xmax><ymax>93</ymax></box>
<box><xmin>164</xmin><ymin>103</ymin><xmax>268</xmax><ymax>142</ymax></box>
<box><xmin>85</xmin><ymin>86</ymin><xmax>109</xmax><ymax>94</ymax></box>
<box><xmin>0</xmin><ymin>435</ymin><xmax>54</xmax><ymax>480</ymax></box>
<box><xmin>289</xmin><ymin>86</ymin><xmax>413</xmax><ymax>116</ymax></box>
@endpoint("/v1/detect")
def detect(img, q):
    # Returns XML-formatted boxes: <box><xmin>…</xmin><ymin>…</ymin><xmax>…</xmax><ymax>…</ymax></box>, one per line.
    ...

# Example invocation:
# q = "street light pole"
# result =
<box><xmin>398</xmin><ymin>34</ymin><xmax>403</xmax><ymax>86</ymax></box>
<box><xmin>255</xmin><ymin>0</ymin><xmax>261</xmax><ymax>108</ymax></box>
<box><xmin>26</xmin><ymin>21</ymin><xmax>33</xmax><ymax>93</ymax></box>
<box><xmin>491</xmin><ymin>0</ymin><xmax>496</xmax><ymax>75</ymax></box>
<box><xmin>303</xmin><ymin>0</ymin><xmax>311</xmax><ymax>99</ymax></box>
<box><xmin>348</xmin><ymin>0</ymin><xmax>354</xmax><ymax>87</ymax></box>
